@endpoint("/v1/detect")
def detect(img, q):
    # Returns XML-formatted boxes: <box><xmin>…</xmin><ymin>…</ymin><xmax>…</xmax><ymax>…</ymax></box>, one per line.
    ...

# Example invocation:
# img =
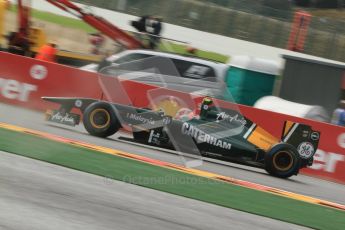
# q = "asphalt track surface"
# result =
<box><xmin>0</xmin><ymin>151</ymin><xmax>313</xmax><ymax>230</ymax></box>
<box><xmin>0</xmin><ymin>103</ymin><xmax>344</xmax><ymax>207</ymax></box>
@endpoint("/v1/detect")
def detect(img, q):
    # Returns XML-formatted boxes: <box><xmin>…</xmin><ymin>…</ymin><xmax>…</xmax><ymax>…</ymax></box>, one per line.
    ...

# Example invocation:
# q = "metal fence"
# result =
<box><xmin>75</xmin><ymin>0</ymin><xmax>345</xmax><ymax>62</ymax></box>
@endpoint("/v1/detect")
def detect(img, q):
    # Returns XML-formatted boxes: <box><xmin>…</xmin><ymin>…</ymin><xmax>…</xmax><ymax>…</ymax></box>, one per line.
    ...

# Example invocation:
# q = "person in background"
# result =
<box><xmin>331</xmin><ymin>100</ymin><xmax>345</xmax><ymax>126</ymax></box>
<box><xmin>131</xmin><ymin>15</ymin><xmax>163</xmax><ymax>49</ymax></box>
<box><xmin>131</xmin><ymin>15</ymin><xmax>149</xmax><ymax>33</ymax></box>
<box><xmin>35</xmin><ymin>42</ymin><xmax>58</xmax><ymax>63</ymax></box>
<box><xmin>6</xmin><ymin>29</ymin><xmax>30</xmax><ymax>56</ymax></box>
<box><xmin>147</xmin><ymin>16</ymin><xmax>163</xmax><ymax>49</ymax></box>
<box><xmin>89</xmin><ymin>32</ymin><xmax>105</xmax><ymax>55</ymax></box>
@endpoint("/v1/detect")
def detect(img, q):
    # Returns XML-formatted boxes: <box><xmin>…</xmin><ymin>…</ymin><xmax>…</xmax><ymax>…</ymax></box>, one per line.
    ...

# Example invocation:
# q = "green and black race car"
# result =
<box><xmin>43</xmin><ymin>96</ymin><xmax>320</xmax><ymax>178</ymax></box>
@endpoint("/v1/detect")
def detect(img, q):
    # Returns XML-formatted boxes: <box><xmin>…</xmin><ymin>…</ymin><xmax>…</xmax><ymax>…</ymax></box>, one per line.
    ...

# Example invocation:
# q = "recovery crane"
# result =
<box><xmin>46</xmin><ymin>0</ymin><xmax>189</xmax><ymax>51</ymax></box>
<box><xmin>4</xmin><ymin>0</ymin><xmax>147</xmax><ymax>65</ymax></box>
<box><xmin>45</xmin><ymin>0</ymin><xmax>144</xmax><ymax>49</ymax></box>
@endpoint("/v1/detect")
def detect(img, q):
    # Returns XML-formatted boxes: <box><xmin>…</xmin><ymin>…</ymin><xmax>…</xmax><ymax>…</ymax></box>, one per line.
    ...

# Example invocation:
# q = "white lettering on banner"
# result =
<box><xmin>309</xmin><ymin>149</ymin><xmax>345</xmax><ymax>173</ymax></box>
<box><xmin>0</xmin><ymin>78</ymin><xmax>37</xmax><ymax>102</ymax></box>
<box><xmin>337</xmin><ymin>133</ymin><xmax>345</xmax><ymax>149</ymax></box>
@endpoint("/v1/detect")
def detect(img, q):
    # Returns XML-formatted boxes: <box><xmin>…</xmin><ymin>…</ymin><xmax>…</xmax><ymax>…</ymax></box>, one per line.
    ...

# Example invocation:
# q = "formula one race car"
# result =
<box><xmin>42</xmin><ymin>96</ymin><xmax>320</xmax><ymax>178</ymax></box>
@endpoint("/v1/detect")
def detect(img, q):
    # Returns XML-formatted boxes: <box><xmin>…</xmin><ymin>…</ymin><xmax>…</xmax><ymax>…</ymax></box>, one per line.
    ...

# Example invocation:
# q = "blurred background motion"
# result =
<box><xmin>1</xmin><ymin>3</ymin><xmax>345</xmax><ymax>228</ymax></box>
<box><xmin>74</xmin><ymin>0</ymin><xmax>345</xmax><ymax>62</ymax></box>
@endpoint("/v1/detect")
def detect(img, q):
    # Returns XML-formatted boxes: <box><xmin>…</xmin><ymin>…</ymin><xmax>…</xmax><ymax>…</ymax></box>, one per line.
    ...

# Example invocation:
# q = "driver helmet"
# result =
<box><xmin>200</xmin><ymin>97</ymin><xmax>213</xmax><ymax>119</ymax></box>
<box><xmin>201</xmin><ymin>97</ymin><xmax>213</xmax><ymax>109</ymax></box>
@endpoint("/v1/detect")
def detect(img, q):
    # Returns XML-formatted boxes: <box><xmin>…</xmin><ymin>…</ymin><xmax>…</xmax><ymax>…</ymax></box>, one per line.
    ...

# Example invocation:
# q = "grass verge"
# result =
<box><xmin>158</xmin><ymin>41</ymin><xmax>229</xmax><ymax>63</ymax></box>
<box><xmin>0</xmin><ymin>127</ymin><xmax>344</xmax><ymax>230</ymax></box>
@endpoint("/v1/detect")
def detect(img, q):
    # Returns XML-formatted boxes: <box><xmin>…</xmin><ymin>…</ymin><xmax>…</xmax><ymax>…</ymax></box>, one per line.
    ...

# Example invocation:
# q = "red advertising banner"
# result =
<box><xmin>0</xmin><ymin>52</ymin><xmax>103</xmax><ymax>109</ymax></box>
<box><xmin>1</xmin><ymin>52</ymin><xmax>345</xmax><ymax>184</ymax></box>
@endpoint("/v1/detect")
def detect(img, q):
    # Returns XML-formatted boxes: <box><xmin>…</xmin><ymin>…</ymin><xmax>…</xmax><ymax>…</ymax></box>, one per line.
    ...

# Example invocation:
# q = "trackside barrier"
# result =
<box><xmin>0</xmin><ymin>51</ymin><xmax>344</xmax><ymax>184</ymax></box>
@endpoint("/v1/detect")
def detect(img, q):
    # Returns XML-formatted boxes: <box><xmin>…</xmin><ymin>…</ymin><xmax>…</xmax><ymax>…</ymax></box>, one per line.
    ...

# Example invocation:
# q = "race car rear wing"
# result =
<box><xmin>281</xmin><ymin>121</ymin><xmax>320</xmax><ymax>160</ymax></box>
<box><xmin>242</xmin><ymin>120</ymin><xmax>320</xmax><ymax>158</ymax></box>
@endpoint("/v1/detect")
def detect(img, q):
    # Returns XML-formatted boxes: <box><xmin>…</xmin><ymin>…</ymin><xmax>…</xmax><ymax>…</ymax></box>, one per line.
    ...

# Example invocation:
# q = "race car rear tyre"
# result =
<box><xmin>265</xmin><ymin>143</ymin><xmax>300</xmax><ymax>178</ymax></box>
<box><xmin>83</xmin><ymin>102</ymin><xmax>121</xmax><ymax>138</ymax></box>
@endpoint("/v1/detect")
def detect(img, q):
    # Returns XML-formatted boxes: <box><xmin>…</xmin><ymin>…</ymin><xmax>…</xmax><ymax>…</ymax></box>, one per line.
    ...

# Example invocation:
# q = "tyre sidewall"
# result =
<box><xmin>265</xmin><ymin>143</ymin><xmax>300</xmax><ymax>178</ymax></box>
<box><xmin>83</xmin><ymin>102</ymin><xmax>120</xmax><ymax>137</ymax></box>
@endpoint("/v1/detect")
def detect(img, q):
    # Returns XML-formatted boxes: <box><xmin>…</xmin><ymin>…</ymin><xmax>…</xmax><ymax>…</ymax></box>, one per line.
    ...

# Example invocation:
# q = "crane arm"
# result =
<box><xmin>17</xmin><ymin>0</ymin><xmax>30</xmax><ymax>36</ymax></box>
<box><xmin>45</xmin><ymin>0</ymin><xmax>143</xmax><ymax>49</ymax></box>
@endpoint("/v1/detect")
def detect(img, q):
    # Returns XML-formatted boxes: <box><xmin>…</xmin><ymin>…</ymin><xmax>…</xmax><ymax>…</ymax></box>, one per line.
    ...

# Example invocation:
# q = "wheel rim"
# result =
<box><xmin>272</xmin><ymin>151</ymin><xmax>294</xmax><ymax>171</ymax></box>
<box><xmin>89</xmin><ymin>108</ymin><xmax>110</xmax><ymax>129</ymax></box>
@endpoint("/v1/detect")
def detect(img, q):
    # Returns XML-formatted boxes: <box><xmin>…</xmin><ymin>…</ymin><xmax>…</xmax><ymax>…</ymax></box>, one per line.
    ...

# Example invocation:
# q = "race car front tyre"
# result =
<box><xmin>83</xmin><ymin>102</ymin><xmax>121</xmax><ymax>138</ymax></box>
<box><xmin>265</xmin><ymin>143</ymin><xmax>300</xmax><ymax>178</ymax></box>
